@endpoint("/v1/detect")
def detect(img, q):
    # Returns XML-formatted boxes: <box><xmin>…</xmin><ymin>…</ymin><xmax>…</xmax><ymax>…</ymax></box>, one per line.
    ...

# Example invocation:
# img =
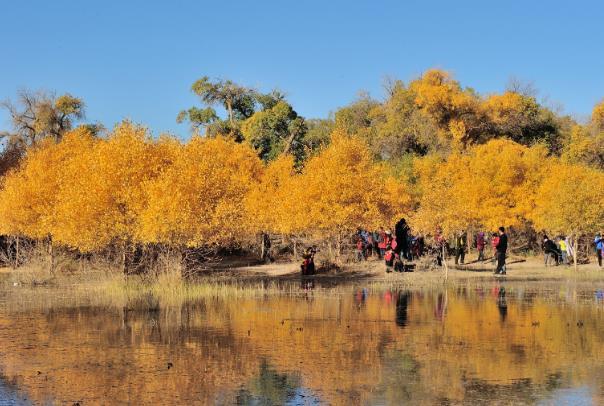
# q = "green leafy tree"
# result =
<box><xmin>304</xmin><ymin>118</ymin><xmax>334</xmax><ymax>153</ymax></box>
<box><xmin>241</xmin><ymin>100</ymin><xmax>307</xmax><ymax>164</ymax></box>
<box><xmin>177</xmin><ymin>76</ymin><xmax>257</xmax><ymax>140</ymax></box>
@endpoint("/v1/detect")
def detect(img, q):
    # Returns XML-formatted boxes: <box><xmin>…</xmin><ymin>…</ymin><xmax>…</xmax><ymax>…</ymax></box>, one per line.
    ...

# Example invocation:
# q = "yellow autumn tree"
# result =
<box><xmin>532</xmin><ymin>162</ymin><xmax>604</xmax><ymax>268</ymax></box>
<box><xmin>482</xmin><ymin>92</ymin><xmax>540</xmax><ymax>137</ymax></box>
<box><xmin>51</xmin><ymin>122</ymin><xmax>175</xmax><ymax>254</ymax></box>
<box><xmin>244</xmin><ymin>154</ymin><xmax>302</xmax><ymax>236</ymax></box>
<box><xmin>408</xmin><ymin>69</ymin><xmax>484</xmax><ymax>147</ymax></box>
<box><xmin>460</xmin><ymin>139</ymin><xmax>548</xmax><ymax>231</ymax></box>
<box><xmin>138</xmin><ymin>136</ymin><xmax>263</xmax><ymax>248</ymax></box>
<box><xmin>561</xmin><ymin>124</ymin><xmax>604</xmax><ymax>169</ymax></box>
<box><xmin>0</xmin><ymin>127</ymin><xmax>96</xmax><ymax>241</ymax></box>
<box><xmin>410</xmin><ymin>153</ymin><xmax>475</xmax><ymax>236</ymax></box>
<box><xmin>296</xmin><ymin>132</ymin><xmax>412</xmax><ymax>256</ymax></box>
<box><xmin>592</xmin><ymin>99</ymin><xmax>604</xmax><ymax>130</ymax></box>
<box><xmin>411</xmin><ymin>139</ymin><xmax>548</xmax><ymax>236</ymax></box>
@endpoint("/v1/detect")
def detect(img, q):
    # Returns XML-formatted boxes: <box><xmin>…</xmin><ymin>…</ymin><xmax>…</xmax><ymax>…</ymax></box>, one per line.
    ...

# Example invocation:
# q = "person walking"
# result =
<box><xmin>454</xmin><ymin>230</ymin><xmax>467</xmax><ymax>265</ymax></box>
<box><xmin>476</xmin><ymin>232</ymin><xmax>486</xmax><ymax>261</ymax></box>
<box><xmin>494</xmin><ymin>227</ymin><xmax>508</xmax><ymax>275</ymax></box>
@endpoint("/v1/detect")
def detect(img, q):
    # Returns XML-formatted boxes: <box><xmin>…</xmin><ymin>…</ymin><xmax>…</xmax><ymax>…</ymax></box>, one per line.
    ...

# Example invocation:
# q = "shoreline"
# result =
<box><xmin>203</xmin><ymin>255</ymin><xmax>604</xmax><ymax>285</ymax></box>
<box><xmin>2</xmin><ymin>256</ymin><xmax>604</xmax><ymax>286</ymax></box>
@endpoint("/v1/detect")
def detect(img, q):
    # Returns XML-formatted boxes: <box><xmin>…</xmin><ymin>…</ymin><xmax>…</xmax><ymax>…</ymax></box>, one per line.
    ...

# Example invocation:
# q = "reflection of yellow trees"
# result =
<box><xmin>0</xmin><ymin>289</ymin><xmax>603</xmax><ymax>404</ymax></box>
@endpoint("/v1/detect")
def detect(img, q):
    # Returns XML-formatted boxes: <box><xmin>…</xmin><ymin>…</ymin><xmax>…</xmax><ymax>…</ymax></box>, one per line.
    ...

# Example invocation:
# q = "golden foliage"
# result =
<box><xmin>0</xmin><ymin>114</ymin><xmax>602</xmax><ymax>253</ymax></box>
<box><xmin>138</xmin><ymin>136</ymin><xmax>263</xmax><ymax>247</ymax></box>
<box><xmin>411</xmin><ymin>139</ymin><xmax>548</xmax><ymax>235</ymax></box>
<box><xmin>592</xmin><ymin>99</ymin><xmax>604</xmax><ymax>130</ymax></box>
<box><xmin>294</xmin><ymin>132</ymin><xmax>412</xmax><ymax>238</ymax></box>
<box><xmin>532</xmin><ymin>163</ymin><xmax>604</xmax><ymax>235</ymax></box>
<box><xmin>244</xmin><ymin>155</ymin><xmax>300</xmax><ymax>235</ymax></box>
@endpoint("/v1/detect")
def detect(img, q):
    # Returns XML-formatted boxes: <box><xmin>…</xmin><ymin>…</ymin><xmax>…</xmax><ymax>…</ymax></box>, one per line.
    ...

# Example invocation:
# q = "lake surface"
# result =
<box><xmin>0</xmin><ymin>280</ymin><xmax>603</xmax><ymax>405</ymax></box>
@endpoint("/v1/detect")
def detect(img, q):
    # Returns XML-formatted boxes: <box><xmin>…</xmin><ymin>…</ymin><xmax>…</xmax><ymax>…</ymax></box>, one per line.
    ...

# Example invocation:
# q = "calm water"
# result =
<box><xmin>0</xmin><ymin>280</ymin><xmax>603</xmax><ymax>405</ymax></box>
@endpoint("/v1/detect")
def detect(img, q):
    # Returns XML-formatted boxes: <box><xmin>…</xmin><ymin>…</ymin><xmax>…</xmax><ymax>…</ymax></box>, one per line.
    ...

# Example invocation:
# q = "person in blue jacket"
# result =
<box><xmin>595</xmin><ymin>233</ymin><xmax>603</xmax><ymax>267</ymax></box>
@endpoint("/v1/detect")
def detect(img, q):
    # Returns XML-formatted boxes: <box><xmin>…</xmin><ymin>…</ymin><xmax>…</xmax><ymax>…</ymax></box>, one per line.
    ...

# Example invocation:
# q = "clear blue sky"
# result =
<box><xmin>1</xmin><ymin>0</ymin><xmax>603</xmax><ymax>138</ymax></box>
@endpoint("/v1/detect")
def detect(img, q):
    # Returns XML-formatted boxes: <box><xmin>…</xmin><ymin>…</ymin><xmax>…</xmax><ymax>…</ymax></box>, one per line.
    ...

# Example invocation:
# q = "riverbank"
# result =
<box><xmin>226</xmin><ymin>256</ymin><xmax>604</xmax><ymax>284</ymax></box>
<box><xmin>2</xmin><ymin>255</ymin><xmax>604</xmax><ymax>285</ymax></box>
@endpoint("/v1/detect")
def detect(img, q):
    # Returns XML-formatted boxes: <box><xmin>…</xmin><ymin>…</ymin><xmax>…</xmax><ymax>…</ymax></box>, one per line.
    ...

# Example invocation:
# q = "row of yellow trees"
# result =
<box><xmin>0</xmin><ymin>121</ymin><xmax>602</xmax><ymax>261</ymax></box>
<box><xmin>0</xmin><ymin>122</ymin><xmax>406</xmax><ymax>255</ymax></box>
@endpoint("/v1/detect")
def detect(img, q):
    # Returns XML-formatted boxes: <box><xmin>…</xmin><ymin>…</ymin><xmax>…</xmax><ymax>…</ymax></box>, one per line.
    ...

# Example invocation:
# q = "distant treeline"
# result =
<box><xmin>0</xmin><ymin>69</ymin><xmax>602</xmax><ymax>266</ymax></box>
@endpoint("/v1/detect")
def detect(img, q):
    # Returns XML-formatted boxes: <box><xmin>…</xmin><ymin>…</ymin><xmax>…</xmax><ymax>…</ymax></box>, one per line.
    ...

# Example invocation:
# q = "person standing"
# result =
<box><xmin>434</xmin><ymin>228</ymin><xmax>445</xmax><ymax>267</ymax></box>
<box><xmin>494</xmin><ymin>227</ymin><xmax>508</xmax><ymax>275</ymax></box>
<box><xmin>395</xmin><ymin>218</ymin><xmax>410</xmax><ymax>259</ymax></box>
<box><xmin>565</xmin><ymin>236</ymin><xmax>574</xmax><ymax>264</ymax></box>
<box><xmin>542</xmin><ymin>236</ymin><xmax>559</xmax><ymax>266</ymax></box>
<box><xmin>377</xmin><ymin>228</ymin><xmax>388</xmax><ymax>259</ymax></box>
<box><xmin>595</xmin><ymin>233</ymin><xmax>603</xmax><ymax>267</ymax></box>
<box><xmin>476</xmin><ymin>232</ymin><xmax>486</xmax><ymax>261</ymax></box>
<box><xmin>454</xmin><ymin>230</ymin><xmax>467</xmax><ymax>265</ymax></box>
<box><xmin>558</xmin><ymin>237</ymin><xmax>569</xmax><ymax>265</ymax></box>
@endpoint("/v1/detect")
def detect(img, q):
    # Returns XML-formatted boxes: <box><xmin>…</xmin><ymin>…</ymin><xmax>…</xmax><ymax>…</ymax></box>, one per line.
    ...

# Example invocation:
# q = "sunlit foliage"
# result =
<box><xmin>1</xmin><ymin>70</ymin><xmax>604</xmax><ymax>257</ymax></box>
<box><xmin>411</xmin><ymin>139</ymin><xmax>548</xmax><ymax>234</ymax></box>
<box><xmin>139</xmin><ymin>136</ymin><xmax>263</xmax><ymax>247</ymax></box>
<box><xmin>532</xmin><ymin>163</ymin><xmax>604</xmax><ymax>237</ymax></box>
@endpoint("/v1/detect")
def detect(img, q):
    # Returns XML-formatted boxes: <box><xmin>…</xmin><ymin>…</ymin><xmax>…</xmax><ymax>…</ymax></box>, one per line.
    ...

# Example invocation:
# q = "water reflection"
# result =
<box><xmin>0</xmin><ymin>282</ymin><xmax>603</xmax><ymax>404</ymax></box>
<box><xmin>235</xmin><ymin>360</ymin><xmax>322</xmax><ymax>405</ymax></box>
<box><xmin>497</xmin><ymin>284</ymin><xmax>508</xmax><ymax>322</ymax></box>
<box><xmin>395</xmin><ymin>291</ymin><xmax>411</xmax><ymax>327</ymax></box>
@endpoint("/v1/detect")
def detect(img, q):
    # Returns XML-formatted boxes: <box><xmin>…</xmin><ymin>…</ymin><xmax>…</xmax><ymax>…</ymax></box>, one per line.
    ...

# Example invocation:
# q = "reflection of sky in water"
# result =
<box><xmin>538</xmin><ymin>387</ymin><xmax>592</xmax><ymax>406</ymax></box>
<box><xmin>285</xmin><ymin>388</ymin><xmax>322</xmax><ymax>406</ymax></box>
<box><xmin>0</xmin><ymin>376</ymin><xmax>31</xmax><ymax>406</ymax></box>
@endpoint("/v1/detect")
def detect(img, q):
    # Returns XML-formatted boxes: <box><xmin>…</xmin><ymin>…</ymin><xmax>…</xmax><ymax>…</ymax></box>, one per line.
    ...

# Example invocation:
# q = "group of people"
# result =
<box><xmin>542</xmin><ymin>235</ymin><xmax>573</xmax><ymax>266</ymax></box>
<box><xmin>355</xmin><ymin>220</ymin><xmax>421</xmax><ymax>273</ymax></box>
<box><xmin>542</xmin><ymin>233</ymin><xmax>604</xmax><ymax>267</ymax></box>
<box><xmin>301</xmin><ymin>225</ymin><xmax>604</xmax><ymax>278</ymax></box>
<box><xmin>354</xmin><ymin>221</ymin><xmax>509</xmax><ymax>275</ymax></box>
<box><xmin>436</xmin><ymin>227</ymin><xmax>508</xmax><ymax>274</ymax></box>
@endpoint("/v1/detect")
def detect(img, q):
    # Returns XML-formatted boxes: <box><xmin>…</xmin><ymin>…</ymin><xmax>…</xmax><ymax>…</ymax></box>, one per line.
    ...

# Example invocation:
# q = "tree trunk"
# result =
<box><xmin>14</xmin><ymin>236</ymin><xmax>20</xmax><ymax>269</ymax></box>
<box><xmin>573</xmin><ymin>235</ymin><xmax>578</xmax><ymax>272</ymax></box>
<box><xmin>226</xmin><ymin>100</ymin><xmax>234</xmax><ymax>125</ymax></box>
<box><xmin>442</xmin><ymin>244</ymin><xmax>449</xmax><ymax>281</ymax></box>
<box><xmin>48</xmin><ymin>236</ymin><xmax>55</xmax><ymax>274</ymax></box>
<box><xmin>283</xmin><ymin>131</ymin><xmax>297</xmax><ymax>155</ymax></box>
<box><xmin>260</xmin><ymin>233</ymin><xmax>266</xmax><ymax>262</ymax></box>
<box><xmin>335</xmin><ymin>234</ymin><xmax>342</xmax><ymax>266</ymax></box>
<box><xmin>121</xmin><ymin>240</ymin><xmax>127</xmax><ymax>275</ymax></box>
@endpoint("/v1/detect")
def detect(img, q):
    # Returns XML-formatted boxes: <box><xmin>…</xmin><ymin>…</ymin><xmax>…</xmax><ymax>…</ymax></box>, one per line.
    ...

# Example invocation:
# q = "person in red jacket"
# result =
<box><xmin>384</xmin><ymin>248</ymin><xmax>394</xmax><ymax>272</ymax></box>
<box><xmin>356</xmin><ymin>238</ymin><xmax>365</xmax><ymax>261</ymax></box>
<box><xmin>377</xmin><ymin>228</ymin><xmax>388</xmax><ymax>258</ymax></box>
<box><xmin>491</xmin><ymin>233</ymin><xmax>499</xmax><ymax>255</ymax></box>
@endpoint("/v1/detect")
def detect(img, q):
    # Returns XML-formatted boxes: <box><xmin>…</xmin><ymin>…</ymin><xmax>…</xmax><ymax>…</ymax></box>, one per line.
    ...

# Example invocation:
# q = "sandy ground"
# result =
<box><xmin>228</xmin><ymin>255</ymin><xmax>604</xmax><ymax>284</ymax></box>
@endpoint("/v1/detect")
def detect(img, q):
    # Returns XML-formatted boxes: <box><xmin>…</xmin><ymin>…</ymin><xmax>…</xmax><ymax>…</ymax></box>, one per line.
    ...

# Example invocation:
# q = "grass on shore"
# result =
<box><xmin>1</xmin><ymin>254</ymin><xmax>603</xmax><ymax>312</ymax></box>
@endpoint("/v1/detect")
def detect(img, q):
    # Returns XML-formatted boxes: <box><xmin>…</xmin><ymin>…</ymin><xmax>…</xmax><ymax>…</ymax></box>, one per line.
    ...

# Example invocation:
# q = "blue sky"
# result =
<box><xmin>1</xmin><ymin>0</ymin><xmax>603</xmax><ymax>138</ymax></box>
